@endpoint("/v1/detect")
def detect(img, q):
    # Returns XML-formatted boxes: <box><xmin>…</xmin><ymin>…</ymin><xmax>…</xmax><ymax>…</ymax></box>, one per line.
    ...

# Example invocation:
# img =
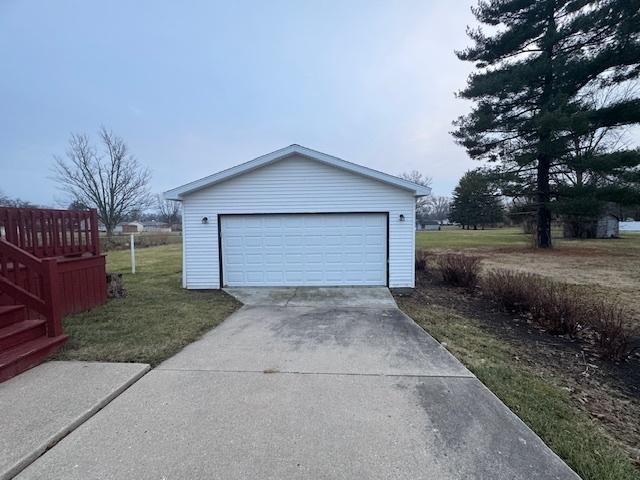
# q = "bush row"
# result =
<box><xmin>480</xmin><ymin>270</ymin><xmax>581</xmax><ymax>336</ymax></box>
<box><xmin>416</xmin><ymin>252</ymin><xmax>637</xmax><ymax>361</ymax></box>
<box><xmin>481</xmin><ymin>270</ymin><xmax>635</xmax><ymax>360</ymax></box>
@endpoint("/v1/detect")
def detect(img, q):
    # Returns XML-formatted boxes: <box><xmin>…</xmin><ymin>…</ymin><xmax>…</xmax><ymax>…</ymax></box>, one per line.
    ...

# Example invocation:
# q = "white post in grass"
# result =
<box><xmin>130</xmin><ymin>234</ymin><xmax>136</xmax><ymax>274</ymax></box>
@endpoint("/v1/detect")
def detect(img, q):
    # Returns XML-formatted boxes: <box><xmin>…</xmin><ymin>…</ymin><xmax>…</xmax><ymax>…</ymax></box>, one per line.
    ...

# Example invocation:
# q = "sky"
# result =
<box><xmin>0</xmin><ymin>0</ymin><xmax>479</xmax><ymax>206</ymax></box>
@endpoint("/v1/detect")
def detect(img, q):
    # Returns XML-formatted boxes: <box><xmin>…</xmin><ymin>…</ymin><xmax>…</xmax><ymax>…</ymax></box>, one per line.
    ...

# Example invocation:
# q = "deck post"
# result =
<box><xmin>41</xmin><ymin>257</ymin><xmax>63</xmax><ymax>337</ymax></box>
<box><xmin>90</xmin><ymin>208</ymin><xmax>100</xmax><ymax>255</ymax></box>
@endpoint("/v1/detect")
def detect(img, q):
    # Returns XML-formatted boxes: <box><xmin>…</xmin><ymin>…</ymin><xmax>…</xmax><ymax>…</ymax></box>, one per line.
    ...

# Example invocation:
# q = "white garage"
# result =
<box><xmin>164</xmin><ymin>145</ymin><xmax>430</xmax><ymax>289</ymax></box>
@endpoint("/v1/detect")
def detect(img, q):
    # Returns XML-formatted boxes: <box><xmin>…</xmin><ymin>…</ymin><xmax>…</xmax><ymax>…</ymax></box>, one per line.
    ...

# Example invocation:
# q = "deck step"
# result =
<box><xmin>0</xmin><ymin>319</ymin><xmax>47</xmax><ymax>351</ymax></box>
<box><xmin>0</xmin><ymin>335</ymin><xmax>68</xmax><ymax>383</ymax></box>
<box><xmin>0</xmin><ymin>305</ymin><xmax>26</xmax><ymax>328</ymax></box>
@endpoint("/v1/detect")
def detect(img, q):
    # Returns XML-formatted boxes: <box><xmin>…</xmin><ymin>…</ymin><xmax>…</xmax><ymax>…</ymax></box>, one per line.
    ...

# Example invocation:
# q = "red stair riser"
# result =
<box><xmin>0</xmin><ymin>321</ymin><xmax>47</xmax><ymax>351</ymax></box>
<box><xmin>0</xmin><ymin>335</ymin><xmax>68</xmax><ymax>383</ymax></box>
<box><xmin>0</xmin><ymin>306</ymin><xmax>27</xmax><ymax>328</ymax></box>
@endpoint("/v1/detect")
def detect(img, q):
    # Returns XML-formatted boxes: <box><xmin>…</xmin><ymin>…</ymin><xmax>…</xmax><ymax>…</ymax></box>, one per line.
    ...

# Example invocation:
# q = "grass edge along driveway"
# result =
<box><xmin>396</xmin><ymin>296</ymin><xmax>640</xmax><ymax>480</ymax></box>
<box><xmin>55</xmin><ymin>243</ymin><xmax>240</xmax><ymax>366</ymax></box>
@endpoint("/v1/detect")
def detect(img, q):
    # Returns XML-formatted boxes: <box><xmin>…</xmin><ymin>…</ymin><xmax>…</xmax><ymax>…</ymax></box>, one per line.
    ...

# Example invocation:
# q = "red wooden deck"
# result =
<box><xmin>0</xmin><ymin>207</ymin><xmax>107</xmax><ymax>381</ymax></box>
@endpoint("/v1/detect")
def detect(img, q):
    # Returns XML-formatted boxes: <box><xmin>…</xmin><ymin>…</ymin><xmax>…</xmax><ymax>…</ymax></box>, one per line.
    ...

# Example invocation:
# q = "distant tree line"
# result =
<box><xmin>0</xmin><ymin>191</ymin><xmax>40</xmax><ymax>208</ymax></box>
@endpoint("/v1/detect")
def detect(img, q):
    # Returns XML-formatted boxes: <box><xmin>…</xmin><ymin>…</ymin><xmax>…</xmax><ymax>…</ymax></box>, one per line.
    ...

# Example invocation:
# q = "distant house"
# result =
<box><xmin>416</xmin><ymin>220</ymin><xmax>440</xmax><ymax>231</ymax></box>
<box><xmin>563</xmin><ymin>212</ymin><xmax>619</xmax><ymax>239</ymax></box>
<box><xmin>115</xmin><ymin>221</ymin><xmax>144</xmax><ymax>234</ymax></box>
<box><xmin>143</xmin><ymin>221</ymin><xmax>171</xmax><ymax>233</ymax></box>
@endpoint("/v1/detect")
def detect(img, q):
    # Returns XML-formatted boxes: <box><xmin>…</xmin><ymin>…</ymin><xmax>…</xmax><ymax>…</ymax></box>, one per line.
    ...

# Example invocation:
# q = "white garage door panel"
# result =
<box><xmin>221</xmin><ymin>213</ymin><xmax>387</xmax><ymax>287</ymax></box>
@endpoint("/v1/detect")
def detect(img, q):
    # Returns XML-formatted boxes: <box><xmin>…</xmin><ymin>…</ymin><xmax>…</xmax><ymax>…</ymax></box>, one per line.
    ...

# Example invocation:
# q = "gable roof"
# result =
<box><xmin>164</xmin><ymin>144</ymin><xmax>431</xmax><ymax>200</ymax></box>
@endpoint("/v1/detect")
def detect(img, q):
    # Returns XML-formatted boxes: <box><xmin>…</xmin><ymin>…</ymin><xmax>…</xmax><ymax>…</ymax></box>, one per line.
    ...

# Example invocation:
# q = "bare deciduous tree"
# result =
<box><xmin>398</xmin><ymin>170</ymin><xmax>432</xmax><ymax>189</ymax></box>
<box><xmin>430</xmin><ymin>196</ymin><xmax>451</xmax><ymax>225</ymax></box>
<box><xmin>156</xmin><ymin>194</ymin><xmax>181</xmax><ymax>226</ymax></box>
<box><xmin>399</xmin><ymin>170</ymin><xmax>433</xmax><ymax>221</ymax></box>
<box><xmin>52</xmin><ymin>127</ymin><xmax>152</xmax><ymax>238</ymax></box>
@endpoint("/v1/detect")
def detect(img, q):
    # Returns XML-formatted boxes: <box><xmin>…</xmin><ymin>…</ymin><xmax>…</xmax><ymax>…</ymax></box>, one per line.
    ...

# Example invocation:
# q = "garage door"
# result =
<box><xmin>220</xmin><ymin>213</ymin><xmax>387</xmax><ymax>287</ymax></box>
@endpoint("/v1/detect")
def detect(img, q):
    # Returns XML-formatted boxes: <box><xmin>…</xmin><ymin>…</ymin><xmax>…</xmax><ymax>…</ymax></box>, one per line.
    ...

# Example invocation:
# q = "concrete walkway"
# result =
<box><xmin>16</xmin><ymin>288</ymin><xmax>580</xmax><ymax>479</ymax></box>
<box><xmin>0</xmin><ymin>361</ymin><xmax>149</xmax><ymax>480</ymax></box>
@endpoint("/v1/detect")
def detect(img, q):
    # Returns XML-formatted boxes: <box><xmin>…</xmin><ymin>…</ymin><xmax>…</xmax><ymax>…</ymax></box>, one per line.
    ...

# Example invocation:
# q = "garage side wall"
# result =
<box><xmin>181</xmin><ymin>155</ymin><xmax>416</xmax><ymax>289</ymax></box>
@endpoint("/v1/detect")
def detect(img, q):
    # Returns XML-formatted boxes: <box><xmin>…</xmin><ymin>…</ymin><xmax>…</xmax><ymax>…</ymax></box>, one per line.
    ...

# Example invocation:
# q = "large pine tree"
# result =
<box><xmin>453</xmin><ymin>0</ymin><xmax>640</xmax><ymax>247</ymax></box>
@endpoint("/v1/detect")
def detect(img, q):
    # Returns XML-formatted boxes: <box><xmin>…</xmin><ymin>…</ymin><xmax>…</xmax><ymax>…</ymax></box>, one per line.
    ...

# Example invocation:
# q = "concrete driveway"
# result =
<box><xmin>17</xmin><ymin>287</ymin><xmax>579</xmax><ymax>479</ymax></box>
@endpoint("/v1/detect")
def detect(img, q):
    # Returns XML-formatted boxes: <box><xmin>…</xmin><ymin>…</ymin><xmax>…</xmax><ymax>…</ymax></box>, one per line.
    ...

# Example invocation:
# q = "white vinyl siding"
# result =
<box><xmin>221</xmin><ymin>213</ymin><xmax>387</xmax><ymax>286</ymax></box>
<box><xmin>181</xmin><ymin>155</ymin><xmax>416</xmax><ymax>288</ymax></box>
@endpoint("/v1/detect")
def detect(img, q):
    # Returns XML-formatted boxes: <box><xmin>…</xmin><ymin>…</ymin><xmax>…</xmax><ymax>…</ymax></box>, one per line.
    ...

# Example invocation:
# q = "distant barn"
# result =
<box><xmin>119</xmin><ymin>222</ymin><xmax>144</xmax><ymax>234</ymax></box>
<box><xmin>416</xmin><ymin>220</ymin><xmax>440</xmax><ymax>231</ymax></box>
<box><xmin>563</xmin><ymin>213</ymin><xmax>619</xmax><ymax>239</ymax></box>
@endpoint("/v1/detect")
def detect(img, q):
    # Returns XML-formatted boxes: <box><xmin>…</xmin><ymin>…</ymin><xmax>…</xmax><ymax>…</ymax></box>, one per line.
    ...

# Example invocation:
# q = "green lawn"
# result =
<box><xmin>55</xmin><ymin>243</ymin><xmax>240</xmax><ymax>366</ymax></box>
<box><xmin>417</xmin><ymin>225</ymin><xmax>640</xmax><ymax>251</ymax></box>
<box><xmin>397</xmin><ymin>298</ymin><xmax>640</xmax><ymax>480</ymax></box>
<box><xmin>416</xmin><ymin>226</ymin><xmax>532</xmax><ymax>250</ymax></box>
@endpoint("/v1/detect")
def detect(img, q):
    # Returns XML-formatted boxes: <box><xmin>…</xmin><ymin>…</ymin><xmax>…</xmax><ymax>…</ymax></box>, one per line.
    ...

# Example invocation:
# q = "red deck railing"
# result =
<box><xmin>0</xmin><ymin>207</ymin><xmax>106</xmax><ymax>324</ymax></box>
<box><xmin>0</xmin><ymin>207</ymin><xmax>100</xmax><ymax>258</ymax></box>
<box><xmin>0</xmin><ymin>239</ymin><xmax>62</xmax><ymax>337</ymax></box>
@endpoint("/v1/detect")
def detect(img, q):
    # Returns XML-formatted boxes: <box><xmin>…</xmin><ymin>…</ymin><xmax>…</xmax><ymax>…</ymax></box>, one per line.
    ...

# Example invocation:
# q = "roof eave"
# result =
<box><xmin>415</xmin><ymin>186</ymin><xmax>432</xmax><ymax>197</ymax></box>
<box><xmin>163</xmin><ymin>190</ymin><xmax>184</xmax><ymax>201</ymax></box>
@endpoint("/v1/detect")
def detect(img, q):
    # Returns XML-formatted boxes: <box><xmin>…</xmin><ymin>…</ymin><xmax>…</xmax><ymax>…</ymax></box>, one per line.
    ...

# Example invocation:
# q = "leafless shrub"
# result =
<box><xmin>586</xmin><ymin>301</ymin><xmax>636</xmax><ymax>361</ymax></box>
<box><xmin>529</xmin><ymin>282</ymin><xmax>582</xmax><ymax>336</ymax></box>
<box><xmin>415</xmin><ymin>251</ymin><xmax>429</xmax><ymax>273</ymax></box>
<box><xmin>436</xmin><ymin>254</ymin><xmax>481</xmax><ymax>288</ymax></box>
<box><xmin>480</xmin><ymin>270</ymin><xmax>535</xmax><ymax>312</ymax></box>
